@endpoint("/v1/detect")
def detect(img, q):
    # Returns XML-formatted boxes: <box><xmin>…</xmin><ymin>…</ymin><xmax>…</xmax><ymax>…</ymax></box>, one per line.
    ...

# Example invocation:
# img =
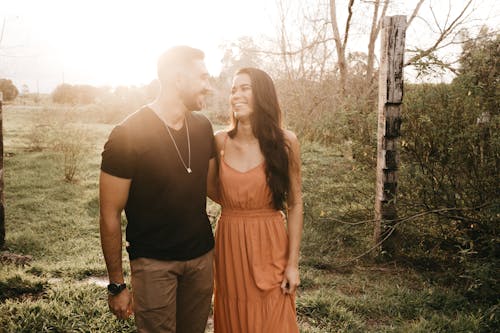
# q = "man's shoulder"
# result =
<box><xmin>190</xmin><ymin>112</ymin><xmax>214</xmax><ymax>133</ymax></box>
<box><xmin>118</xmin><ymin>106</ymin><xmax>154</xmax><ymax>129</ymax></box>
<box><xmin>106</xmin><ymin>107</ymin><xmax>158</xmax><ymax>144</ymax></box>
<box><xmin>190</xmin><ymin>111</ymin><xmax>211</xmax><ymax>125</ymax></box>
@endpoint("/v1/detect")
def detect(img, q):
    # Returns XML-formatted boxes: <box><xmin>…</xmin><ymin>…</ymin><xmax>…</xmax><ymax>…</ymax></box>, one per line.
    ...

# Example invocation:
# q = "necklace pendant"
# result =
<box><xmin>187</xmin><ymin>168</ymin><xmax>192</xmax><ymax>174</ymax></box>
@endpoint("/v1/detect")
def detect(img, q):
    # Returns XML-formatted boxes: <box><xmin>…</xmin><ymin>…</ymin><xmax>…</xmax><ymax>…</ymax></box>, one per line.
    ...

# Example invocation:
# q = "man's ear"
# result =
<box><xmin>174</xmin><ymin>71</ymin><xmax>184</xmax><ymax>90</ymax></box>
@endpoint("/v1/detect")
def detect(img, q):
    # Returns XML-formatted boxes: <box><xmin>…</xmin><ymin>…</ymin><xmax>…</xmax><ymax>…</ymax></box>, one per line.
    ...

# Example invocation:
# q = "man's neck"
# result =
<box><xmin>149</xmin><ymin>95</ymin><xmax>187</xmax><ymax>130</ymax></box>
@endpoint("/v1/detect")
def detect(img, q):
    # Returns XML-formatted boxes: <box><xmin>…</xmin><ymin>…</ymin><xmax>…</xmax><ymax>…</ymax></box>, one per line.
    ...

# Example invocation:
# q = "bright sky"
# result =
<box><xmin>1</xmin><ymin>0</ymin><xmax>498</xmax><ymax>93</ymax></box>
<box><xmin>0</xmin><ymin>0</ymin><xmax>277</xmax><ymax>93</ymax></box>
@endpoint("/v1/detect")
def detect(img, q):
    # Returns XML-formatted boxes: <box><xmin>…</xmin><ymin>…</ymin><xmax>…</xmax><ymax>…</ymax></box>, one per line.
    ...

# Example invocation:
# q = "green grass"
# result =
<box><xmin>1</xmin><ymin>105</ymin><xmax>496</xmax><ymax>332</ymax></box>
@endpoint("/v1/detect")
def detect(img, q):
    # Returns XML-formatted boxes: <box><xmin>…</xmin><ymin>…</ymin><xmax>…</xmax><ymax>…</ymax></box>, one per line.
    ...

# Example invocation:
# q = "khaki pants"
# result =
<box><xmin>130</xmin><ymin>250</ymin><xmax>213</xmax><ymax>333</ymax></box>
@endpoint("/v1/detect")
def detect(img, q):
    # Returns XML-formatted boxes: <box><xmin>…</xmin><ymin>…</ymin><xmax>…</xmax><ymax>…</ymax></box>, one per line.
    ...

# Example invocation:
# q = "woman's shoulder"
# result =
<box><xmin>214</xmin><ymin>130</ymin><xmax>229</xmax><ymax>149</ymax></box>
<box><xmin>283</xmin><ymin>129</ymin><xmax>299</xmax><ymax>146</ymax></box>
<box><xmin>214</xmin><ymin>129</ymin><xmax>228</xmax><ymax>140</ymax></box>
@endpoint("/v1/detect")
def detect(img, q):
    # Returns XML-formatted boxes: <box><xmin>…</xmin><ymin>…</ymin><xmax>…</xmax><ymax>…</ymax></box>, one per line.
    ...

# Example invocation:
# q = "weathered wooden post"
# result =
<box><xmin>374</xmin><ymin>16</ymin><xmax>406</xmax><ymax>254</ymax></box>
<box><xmin>0</xmin><ymin>92</ymin><xmax>4</xmax><ymax>249</ymax></box>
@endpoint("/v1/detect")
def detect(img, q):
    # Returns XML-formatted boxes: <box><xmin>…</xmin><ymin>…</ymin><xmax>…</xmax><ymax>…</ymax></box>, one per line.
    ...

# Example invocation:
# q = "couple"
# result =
<box><xmin>99</xmin><ymin>45</ymin><xmax>303</xmax><ymax>333</ymax></box>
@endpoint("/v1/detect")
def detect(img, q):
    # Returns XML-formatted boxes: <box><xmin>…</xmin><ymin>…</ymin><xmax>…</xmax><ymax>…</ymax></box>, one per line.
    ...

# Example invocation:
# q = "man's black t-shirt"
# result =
<box><xmin>101</xmin><ymin>107</ymin><xmax>215</xmax><ymax>261</ymax></box>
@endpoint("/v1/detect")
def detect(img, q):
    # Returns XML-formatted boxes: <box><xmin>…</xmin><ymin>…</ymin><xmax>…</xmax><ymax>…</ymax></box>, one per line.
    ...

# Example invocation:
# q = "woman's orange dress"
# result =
<box><xmin>213</xmin><ymin>141</ymin><xmax>299</xmax><ymax>333</ymax></box>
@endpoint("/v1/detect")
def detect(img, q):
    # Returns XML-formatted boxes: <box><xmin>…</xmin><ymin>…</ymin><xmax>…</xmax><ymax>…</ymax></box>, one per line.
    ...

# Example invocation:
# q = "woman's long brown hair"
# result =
<box><xmin>228</xmin><ymin>68</ymin><xmax>290</xmax><ymax>210</ymax></box>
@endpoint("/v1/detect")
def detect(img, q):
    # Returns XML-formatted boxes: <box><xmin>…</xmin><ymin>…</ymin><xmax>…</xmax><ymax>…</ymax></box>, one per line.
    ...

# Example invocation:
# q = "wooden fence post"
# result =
<box><xmin>374</xmin><ymin>16</ymin><xmax>406</xmax><ymax>254</ymax></box>
<box><xmin>0</xmin><ymin>92</ymin><xmax>4</xmax><ymax>249</ymax></box>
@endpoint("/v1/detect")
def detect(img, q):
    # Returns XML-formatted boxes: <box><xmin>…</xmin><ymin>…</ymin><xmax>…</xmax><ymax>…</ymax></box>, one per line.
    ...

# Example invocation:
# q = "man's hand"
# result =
<box><xmin>108</xmin><ymin>288</ymin><xmax>133</xmax><ymax>319</ymax></box>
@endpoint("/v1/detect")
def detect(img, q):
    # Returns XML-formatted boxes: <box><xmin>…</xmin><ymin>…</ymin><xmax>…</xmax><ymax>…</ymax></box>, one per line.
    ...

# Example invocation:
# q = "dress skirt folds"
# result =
<box><xmin>213</xmin><ymin>144</ymin><xmax>299</xmax><ymax>333</ymax></box>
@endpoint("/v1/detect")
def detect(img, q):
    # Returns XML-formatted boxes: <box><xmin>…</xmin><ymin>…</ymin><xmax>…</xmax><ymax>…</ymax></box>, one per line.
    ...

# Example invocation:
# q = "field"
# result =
<box><xmin>0</xmin><ymin>105</ymin><xmax>492</xmax><ymax>332</ymax></box>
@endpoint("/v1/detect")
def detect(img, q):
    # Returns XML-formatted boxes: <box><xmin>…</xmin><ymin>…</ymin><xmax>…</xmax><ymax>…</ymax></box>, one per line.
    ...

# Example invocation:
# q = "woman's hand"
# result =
<box><xmin>281</xmin><ymin>265</ymin><xmax>300</xmax><ymax>294</ymax></box>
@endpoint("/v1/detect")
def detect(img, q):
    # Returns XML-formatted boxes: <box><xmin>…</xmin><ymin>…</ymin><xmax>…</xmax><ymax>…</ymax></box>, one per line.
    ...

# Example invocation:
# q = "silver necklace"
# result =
<box><xmin>164</xmin><ymin>116</ymin><xmax>192</xmax><ymax>174</ymax></box>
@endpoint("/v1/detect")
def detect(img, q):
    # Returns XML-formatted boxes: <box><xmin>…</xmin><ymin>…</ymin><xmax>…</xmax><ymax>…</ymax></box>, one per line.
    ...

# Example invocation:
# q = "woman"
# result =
<box><xmin>207</xmin><ymin>68</ymin><xmax>303</xmax><ymax>332</ymax></box>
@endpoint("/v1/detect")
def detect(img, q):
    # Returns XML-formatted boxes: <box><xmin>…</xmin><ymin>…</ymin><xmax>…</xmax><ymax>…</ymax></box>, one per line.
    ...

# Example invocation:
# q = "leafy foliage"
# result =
<box><xmin>454</xmin><ymin>29</ymin><xmax>499</xmax><ymax>116</ymax></box>
<box><xmin>396</xmin><ymin>32</ymin><xmax>499</xmax><ymax>305</ymax></box>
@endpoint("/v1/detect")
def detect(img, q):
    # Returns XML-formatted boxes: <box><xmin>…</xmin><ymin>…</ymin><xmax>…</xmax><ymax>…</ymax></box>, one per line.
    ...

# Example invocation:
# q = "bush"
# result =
<box><xmin>25</xmin><ymin>107</ymin><xmax>93</xmax><ymax>182</ymax></box>
<box><xmin>397</xmin><ymin>82</ymin><xmax>499</xmax><ymax>301</ymax></box>
<box><xmin>52</xmin><ymin>124</ymin><xmax>91</xmax><ymax>182</ymax></box>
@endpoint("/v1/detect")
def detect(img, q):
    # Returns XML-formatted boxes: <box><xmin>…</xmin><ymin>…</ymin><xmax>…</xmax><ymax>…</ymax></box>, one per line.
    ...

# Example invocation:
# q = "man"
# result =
<box><xmin>99</xmin><ymin>46</ymin><xmax>216</xmax><ymax>333</ymax></box>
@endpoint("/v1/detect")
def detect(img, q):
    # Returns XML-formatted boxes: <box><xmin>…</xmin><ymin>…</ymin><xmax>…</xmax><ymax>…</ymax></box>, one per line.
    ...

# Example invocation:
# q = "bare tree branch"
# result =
<box><xmin>405</xmin><ymin>0</ymin><xmax>474</xmax><ymax>66</ymax></box>
<box><xmin>0</xmin><ymin>18</ymin><xmax>5</xmax><ymax>48</ymax></box>
<box><xmin>367</xmin><ymin>0</ymin><xmax>390</xmax><ymax>84</ymax></box>
<box><xmin>429</xmin><ymin>1</ymin><xmax>442</xmax><ymax>34</ymax></box>
<box><xmin>330</xmin><ymin>0</ymin><xmax>348</xmax><ymax>92</ymax></box>
<box><xmin>330</xmin><ymin>0</ymin><xmax>343</xmax><ymax>56</ymax></box>
<box><xmin>407</xmin><ymin>0</ymin><xmax>425</xmax><ymax>27</ymax></box>
<box><xmin>320</xmin><ymin>202</ymin><xmax>494</xmax><ymax>267</ymax></box>
<box><xmin>374</xmin><ymin>0</ymin><xmax>389</xmax><ymax>35</ymax></box>
<box><xmin>343</xmin><ymin>0</ymin><xmax>356</xmax><ymax>48</ymax></box>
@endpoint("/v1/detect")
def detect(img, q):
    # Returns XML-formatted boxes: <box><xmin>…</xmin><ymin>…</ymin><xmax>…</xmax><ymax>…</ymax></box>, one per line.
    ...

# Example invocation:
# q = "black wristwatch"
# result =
<box><xmin>107</xmin><ymin>282</ymin><xmax>127</xmax><ymax>296</ymax></box>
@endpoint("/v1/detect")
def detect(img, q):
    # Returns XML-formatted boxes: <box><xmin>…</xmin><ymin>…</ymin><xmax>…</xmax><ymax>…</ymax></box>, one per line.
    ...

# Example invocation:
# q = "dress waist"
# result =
<box><xmin>221</xmin><ymin>207</ymin><xmax>282</xmax><ymax>218</ymax></box>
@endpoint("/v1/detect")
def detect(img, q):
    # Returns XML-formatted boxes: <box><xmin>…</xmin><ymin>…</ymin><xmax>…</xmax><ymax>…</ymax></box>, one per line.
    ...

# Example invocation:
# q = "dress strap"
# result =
<box><xmin>220</xmin><ymin>132</ymin><xmax>229</xmax><ymax>157</ymax></box>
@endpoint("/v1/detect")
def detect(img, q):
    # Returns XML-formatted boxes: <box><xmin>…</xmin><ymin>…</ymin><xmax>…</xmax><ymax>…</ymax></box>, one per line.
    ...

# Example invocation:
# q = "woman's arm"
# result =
<box><xmin>207</xmin><ymin>157</ymin><xmax>219</xmax><ymax>202</ymax></box>
<box><xmin>206</xmin><ymin>131</ymin><xmax>225</xmax><ymax>204</ymax></box>
<box><xmin>281</xmin><ymin>130</ymin><xmax>304</xmax><ymax>295</ymax></box>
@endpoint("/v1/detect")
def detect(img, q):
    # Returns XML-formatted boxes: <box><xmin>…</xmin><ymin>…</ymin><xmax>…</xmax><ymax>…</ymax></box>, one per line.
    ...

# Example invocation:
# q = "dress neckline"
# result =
<box><xmin>221</xmin><ymin>156</ymin><xmax>264</xmax><ymax>174</ymax></box>
<box><xmin>220</xmin><ymin>133</ymin><xmax>265</xmax><ymax>174</ymax></box>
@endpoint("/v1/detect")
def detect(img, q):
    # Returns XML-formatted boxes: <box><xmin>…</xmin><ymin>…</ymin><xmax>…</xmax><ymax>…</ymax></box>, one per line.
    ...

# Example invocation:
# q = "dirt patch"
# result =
<box><xmin>0</xmin><ymin>251</ymin><xmax>33</xmax><ymax>266</ymax></box>
<box><xmin>82</xmin><ymin>276</ymin><xmax>108</xmax><ymax>287</ymax></box>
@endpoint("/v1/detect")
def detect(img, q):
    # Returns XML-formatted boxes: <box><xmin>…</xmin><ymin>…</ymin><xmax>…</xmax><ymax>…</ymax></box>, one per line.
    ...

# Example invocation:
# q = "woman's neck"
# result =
<box><xmin>235</xmin><ymin>122</ymin><xmax>257</xmax><ymax>143</ymax></box>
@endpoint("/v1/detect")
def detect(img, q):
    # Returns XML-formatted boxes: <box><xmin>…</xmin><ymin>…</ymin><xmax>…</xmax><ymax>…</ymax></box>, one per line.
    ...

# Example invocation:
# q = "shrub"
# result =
<box><xmin>398</xmin><ymin>82</ymin><xmax>499</xmax><ymax>300</ymax></box>
<box><xmin>53</xmin><ymin>125</ymin><xmax>91</xmax><ymax>182</ymax></box>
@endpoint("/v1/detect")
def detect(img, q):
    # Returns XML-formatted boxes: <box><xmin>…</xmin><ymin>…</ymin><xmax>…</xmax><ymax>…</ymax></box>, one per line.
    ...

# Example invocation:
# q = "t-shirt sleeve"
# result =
<box><xmin>101</xmin><ymin>125</ymin><xmax>135</xmax><ymax>179</ymax></box>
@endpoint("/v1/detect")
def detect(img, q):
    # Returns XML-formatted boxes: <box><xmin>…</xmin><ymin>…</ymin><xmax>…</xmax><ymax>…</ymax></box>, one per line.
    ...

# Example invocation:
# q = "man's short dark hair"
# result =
<box><xmin>157</xmin><ymin>46</ymin><xmax>205</xmax><ymax>82</ymax></box>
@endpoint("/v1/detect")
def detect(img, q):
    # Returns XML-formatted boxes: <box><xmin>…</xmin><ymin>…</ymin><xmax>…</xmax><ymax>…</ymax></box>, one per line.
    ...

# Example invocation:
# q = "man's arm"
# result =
<box><xmin>99</xmin><ymin>170</ymin><xmax>133</xmax><ymax>319</ymax></box>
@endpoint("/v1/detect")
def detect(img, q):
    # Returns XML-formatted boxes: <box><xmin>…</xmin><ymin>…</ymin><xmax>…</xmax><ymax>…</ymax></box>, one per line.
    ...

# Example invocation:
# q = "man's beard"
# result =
<box><xmin>180</xmin><ymin>90</ymin><xmax>204</xmax><ymax>112</ymax></box>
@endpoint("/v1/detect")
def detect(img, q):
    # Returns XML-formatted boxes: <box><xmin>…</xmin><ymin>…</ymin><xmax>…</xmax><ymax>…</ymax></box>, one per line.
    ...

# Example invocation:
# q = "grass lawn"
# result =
<box><xmin>0</xmin><ymin>105</ymin><xmax>492</xmax><ymax>332</ymax></box>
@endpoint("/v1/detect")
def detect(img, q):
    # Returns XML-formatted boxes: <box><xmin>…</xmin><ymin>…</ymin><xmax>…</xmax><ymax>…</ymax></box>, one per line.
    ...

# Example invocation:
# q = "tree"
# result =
<box><xmin>365</xmin><ymin>0</ymin><xmax>390</xmax><ymax>86</ymax></box>
<box><xmin>219</xmin><ymin>36</ymin><xmax>262</xmax><ymax>84</ymax></box>
<box><xmin>454</xmin><ymin>28</ymin><xmax>499</xmax><ymax>117</ymax></box>
<box><xmin>0</xmin><ymin>79</ymin><xmax>19</xmax><ymax>101</ymax></box>
<box><xmin>329</xmin><ymin>0</ymin><xmax>355</xmax><ymax>94</ymax></box>
<box><xmin>52</xmin><ymin>84</ymin><xmax>77</xmax><ymax>104</ymax></box>
<box><xmin>273</xmin><ymin>0</ymin><xmax>486</xmax><ymax>93</ymax></box>
<box><xmin>51</xmin><ymin>84</ymin><xmax>99</xmax><ymax>104</ymax></box>
<box><xmin>405</xmin><ymin>0</ymin><xmax>474</xmax><ymax>71</ymax></box>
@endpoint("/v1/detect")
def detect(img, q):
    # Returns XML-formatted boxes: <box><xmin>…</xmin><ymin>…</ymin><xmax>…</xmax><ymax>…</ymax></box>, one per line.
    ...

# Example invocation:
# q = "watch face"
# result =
<box><xmin>107</xmin><ymin>283</ymin><xmax>125</xmax><ymax>295</ymax></box>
